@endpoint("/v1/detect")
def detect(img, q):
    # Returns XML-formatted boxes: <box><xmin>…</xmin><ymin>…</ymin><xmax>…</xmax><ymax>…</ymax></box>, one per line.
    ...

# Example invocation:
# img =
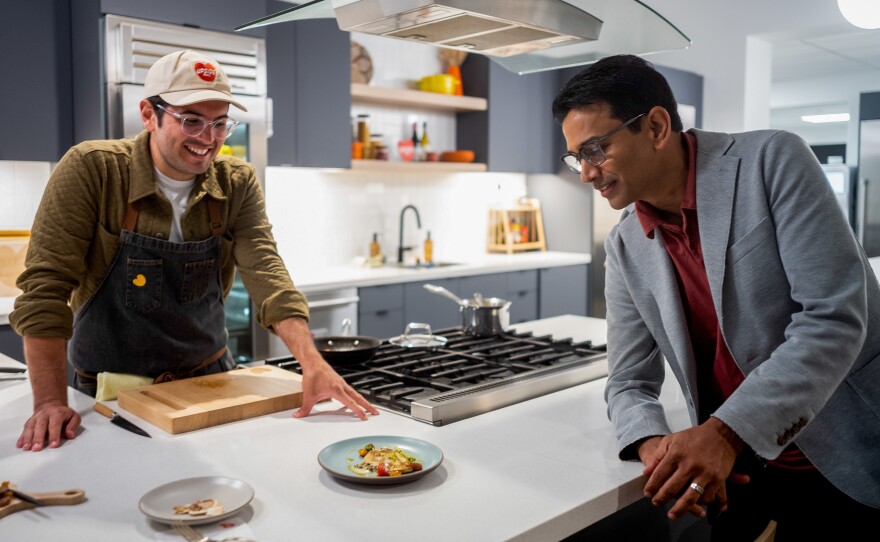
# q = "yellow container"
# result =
<box><xmin>419</xmin><ymin>74</ymin><xmax>456</xmax><ymax>95</ymax></box>
<box><xmin>0</xmin><ymin>231</ymin><xmax>30</xmax><ymax>297</ymax></box>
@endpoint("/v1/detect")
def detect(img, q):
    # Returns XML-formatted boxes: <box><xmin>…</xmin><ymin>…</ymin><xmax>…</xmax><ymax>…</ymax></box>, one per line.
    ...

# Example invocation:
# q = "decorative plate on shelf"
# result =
<box><xmin>351</xmin><ymin>41</ymin><xmax>373</xmax><ymax>84</ymax></box>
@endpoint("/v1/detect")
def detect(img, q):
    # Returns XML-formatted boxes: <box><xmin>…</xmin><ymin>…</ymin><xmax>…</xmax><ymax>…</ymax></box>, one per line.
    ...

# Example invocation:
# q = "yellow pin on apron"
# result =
<box><xmin>132</xmin><ymin>274</ymin><xmax>147</xmax><ymax>287</ymax></box>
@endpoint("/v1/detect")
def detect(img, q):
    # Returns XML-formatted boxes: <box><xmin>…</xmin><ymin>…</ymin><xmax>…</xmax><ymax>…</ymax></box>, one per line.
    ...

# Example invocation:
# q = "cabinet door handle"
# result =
<box><xmin>376</xmin><ymin>310</ymin><xmax>388</xmax><ymax>316</ymax></box>
<box><xmin>308</xmin><ymin>296</ymin><xmax>360</xmax><ymax>309</ymax></box>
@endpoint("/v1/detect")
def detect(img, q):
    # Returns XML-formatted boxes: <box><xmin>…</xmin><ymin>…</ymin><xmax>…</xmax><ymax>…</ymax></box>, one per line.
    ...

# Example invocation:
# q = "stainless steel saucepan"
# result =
<box><xmin>423</xmin><ymin>284</ymin><xmax>511</xmax><ymax>337</ymax></box>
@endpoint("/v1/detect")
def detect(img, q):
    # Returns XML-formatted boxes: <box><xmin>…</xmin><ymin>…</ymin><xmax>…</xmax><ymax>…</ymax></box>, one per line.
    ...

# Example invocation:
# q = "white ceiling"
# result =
<box><xmin>771</xmin><ymin>26</ymin><xmax>880</xmax><ymax>83</ymax></box>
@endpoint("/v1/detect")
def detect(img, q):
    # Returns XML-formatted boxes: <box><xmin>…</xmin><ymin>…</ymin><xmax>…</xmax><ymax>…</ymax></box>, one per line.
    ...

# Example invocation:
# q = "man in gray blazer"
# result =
<box><xmin>553</xmin><ymin>55</ymin><xmax>879</xmax><ymax>540</ymax></box>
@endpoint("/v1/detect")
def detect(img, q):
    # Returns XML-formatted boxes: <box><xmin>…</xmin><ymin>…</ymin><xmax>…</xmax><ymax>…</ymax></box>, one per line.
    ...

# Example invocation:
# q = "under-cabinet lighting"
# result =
<box><xmin>801</xmin><ymin>113</ymin><xmax>851</xmax><ymax>124</ymax></box>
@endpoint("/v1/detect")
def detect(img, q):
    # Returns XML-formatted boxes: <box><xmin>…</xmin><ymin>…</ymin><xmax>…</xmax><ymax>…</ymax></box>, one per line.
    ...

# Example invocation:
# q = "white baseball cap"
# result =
<box><xmin>144</xmin><ymin>50</ymin><xmax>247</xmax><ymax>112</ymax></box>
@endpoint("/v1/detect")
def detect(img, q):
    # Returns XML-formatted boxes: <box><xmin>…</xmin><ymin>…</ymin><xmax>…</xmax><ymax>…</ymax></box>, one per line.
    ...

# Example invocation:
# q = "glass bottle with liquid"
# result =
<box><xmin>424</xmin><ymin>231</ymin><xmax>433</xmax><ymax>264</ymax></box>
<box><xmin>370</xmin><ymin>232</ymin><xmax>381</xmax><ymax>257</ymax></box>
<box><xmin>420</xmin><ymin>121</ymin><xmax>431</xmax><ymax>160</ymax></box>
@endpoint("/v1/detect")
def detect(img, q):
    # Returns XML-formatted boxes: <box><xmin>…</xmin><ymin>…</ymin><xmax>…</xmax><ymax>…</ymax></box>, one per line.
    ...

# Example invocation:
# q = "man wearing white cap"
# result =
<box><xmin>12</xmin><ymin>50</ymin><xmax>378</xmax><ymax>452</ymax></box>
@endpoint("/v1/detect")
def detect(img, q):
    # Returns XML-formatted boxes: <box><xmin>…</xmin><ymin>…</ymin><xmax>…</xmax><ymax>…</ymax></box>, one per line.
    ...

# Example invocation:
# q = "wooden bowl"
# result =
<box><xmin>440</xmin><ymin>150</ymin><xmax>475</xmax><ymax>163</ymax></box>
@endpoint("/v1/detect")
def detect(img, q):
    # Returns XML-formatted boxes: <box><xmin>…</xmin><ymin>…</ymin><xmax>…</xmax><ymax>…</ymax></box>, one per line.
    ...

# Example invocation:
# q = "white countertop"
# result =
<box><xmin>292</xmin><ymin>251</ymin><xmax>591</xmax><ymax>294</ymax></box>
<box><xmin>1</xmin><ymin>315</ymin><xmax>689</xmax><ymax>542</ymax></box>
<box><xmin>871</xmin><ymin>257</ymin><xmax>880</xmax><ymax>283</ymax></box>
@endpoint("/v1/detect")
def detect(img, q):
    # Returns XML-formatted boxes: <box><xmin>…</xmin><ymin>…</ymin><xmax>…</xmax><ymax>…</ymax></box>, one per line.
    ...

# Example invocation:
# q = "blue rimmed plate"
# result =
<box><xmin>318</xmin><ymin>435</ymin><xmax>443</xmax><ymax>485</ymax></box>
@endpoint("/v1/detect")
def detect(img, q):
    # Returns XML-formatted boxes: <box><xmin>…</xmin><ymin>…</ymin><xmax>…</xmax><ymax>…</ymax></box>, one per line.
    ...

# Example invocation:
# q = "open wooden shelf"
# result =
<box><xmin>351</xmin><ymin>83</ymin><xmax>487</xmax><ymax>112</ymax></box>
<box><xmin>352</xmin><ymin>159</ymin><xmax>487</xmax><ymax>173</ymax></box>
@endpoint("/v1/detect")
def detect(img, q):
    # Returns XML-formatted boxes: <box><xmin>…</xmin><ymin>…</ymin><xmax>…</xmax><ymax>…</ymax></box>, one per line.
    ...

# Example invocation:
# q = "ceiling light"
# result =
<box><xmin>837</xmin><ymin>0</ymin><xmax>880</xmax><ymax>29</ymax></box>
<box><xmin>801</xmin><ymin>113</ymin><xmax>851</xmax><ymax>123</ymax></box>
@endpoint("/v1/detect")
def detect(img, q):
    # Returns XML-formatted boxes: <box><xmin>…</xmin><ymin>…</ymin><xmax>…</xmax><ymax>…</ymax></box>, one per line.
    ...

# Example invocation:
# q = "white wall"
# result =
<box><xmin>0</xmin><ymin>161</ymin><xmax>51</xmax><ymax>230</ymax></box>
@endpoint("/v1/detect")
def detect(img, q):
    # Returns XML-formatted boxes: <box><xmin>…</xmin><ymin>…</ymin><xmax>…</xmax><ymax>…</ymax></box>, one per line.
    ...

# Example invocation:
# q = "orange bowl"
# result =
<box><xmin>440</xmin><ymin>150</ymin><xmax>475</xmax><ymax>163</ymax></box>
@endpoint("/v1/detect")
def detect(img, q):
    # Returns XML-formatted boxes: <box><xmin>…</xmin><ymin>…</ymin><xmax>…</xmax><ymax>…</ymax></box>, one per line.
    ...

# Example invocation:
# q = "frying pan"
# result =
<box><xmin>314</xmin><ymin>318</ymin><xmax>381</xmax><ymax>366</ymax></box>
<box><xmin>315</xmin><ymin>335</ymin><xmax>382</xmax><ymax>366</ymax></box>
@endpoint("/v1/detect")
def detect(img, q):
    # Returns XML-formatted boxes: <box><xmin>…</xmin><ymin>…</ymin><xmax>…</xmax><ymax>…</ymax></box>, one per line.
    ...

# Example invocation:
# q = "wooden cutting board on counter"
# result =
<box><xmin>117</xmin><ymin>366</ymin><xmax>303</xmax><ymax>435</ymax></box>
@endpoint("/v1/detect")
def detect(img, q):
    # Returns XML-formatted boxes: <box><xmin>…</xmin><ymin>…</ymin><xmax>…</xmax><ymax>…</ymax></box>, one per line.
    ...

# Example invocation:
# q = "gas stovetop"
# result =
<box><xmin>265</xmin><ymin>326</ymin><xmax>608</xmax><ymax>426</ymax></box>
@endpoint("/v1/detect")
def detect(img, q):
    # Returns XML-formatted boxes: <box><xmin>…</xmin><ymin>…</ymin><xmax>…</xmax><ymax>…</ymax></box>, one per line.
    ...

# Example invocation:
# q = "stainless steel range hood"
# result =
<box><xmin>236</xmin><ymin>0</ymin><xmax>690</xmax><ymax>75</ymax></box>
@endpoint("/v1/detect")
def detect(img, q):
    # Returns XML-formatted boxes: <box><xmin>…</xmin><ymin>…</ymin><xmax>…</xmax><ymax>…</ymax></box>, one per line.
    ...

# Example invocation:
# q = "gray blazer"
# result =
<box><xmin>603</xmin><ymin>128</ymin><xmax>880</xmax><ymax>507</ymax></box>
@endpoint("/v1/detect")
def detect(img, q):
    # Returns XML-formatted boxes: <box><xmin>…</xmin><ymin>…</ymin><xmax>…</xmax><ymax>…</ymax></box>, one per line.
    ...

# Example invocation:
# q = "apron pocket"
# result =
<box><xmin>126</xmin><ymin>258</ymin><xmax>163</xmax><ymax>313</ymax></box>
<box><xmin>181</xmin><ymin>258</ymin><xmax>216</xmax><ymax>304</ymax></box>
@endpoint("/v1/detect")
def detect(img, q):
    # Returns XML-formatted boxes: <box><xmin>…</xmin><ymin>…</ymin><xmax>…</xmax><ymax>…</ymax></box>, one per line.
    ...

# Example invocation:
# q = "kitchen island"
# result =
<box><xmin>1</xmin><ymin>315</ymin><xmax>689</xmax><ymax>541</ymax></box>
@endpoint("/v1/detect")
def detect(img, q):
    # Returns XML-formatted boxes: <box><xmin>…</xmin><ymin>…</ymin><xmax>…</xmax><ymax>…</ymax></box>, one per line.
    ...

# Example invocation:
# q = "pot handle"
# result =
<box><xmin>341</xmin><ymin>318</ymin><xmax>352</xmax><ymax>336</ymax></box>
<box><xmin>423</xmin><ymin>284</ymin><xmax>464</xmax><ymax>305</ymax></box>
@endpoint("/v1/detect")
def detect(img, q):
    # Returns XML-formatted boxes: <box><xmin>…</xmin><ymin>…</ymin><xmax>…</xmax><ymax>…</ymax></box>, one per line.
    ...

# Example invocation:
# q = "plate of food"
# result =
<box><xmin>318</xmin><ymin>435</ymin><xmax>443</xmax><ymax>485</ymax></box>
<box><xmin>138</xmin><ymin>476</ymin><xmax>254</xmax><ymax>525</ymax></box>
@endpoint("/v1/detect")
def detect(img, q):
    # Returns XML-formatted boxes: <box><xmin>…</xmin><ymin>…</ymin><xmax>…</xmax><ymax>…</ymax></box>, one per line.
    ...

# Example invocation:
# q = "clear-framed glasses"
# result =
<box><xmin>561</xmin><ymin>113</ymin><xmax>645</xmax><ymax>174</ymax></box>
<box><xmin>154</xmin><ymin>103</ymin><xmax>239</xmax><ymax>139</ymax></box>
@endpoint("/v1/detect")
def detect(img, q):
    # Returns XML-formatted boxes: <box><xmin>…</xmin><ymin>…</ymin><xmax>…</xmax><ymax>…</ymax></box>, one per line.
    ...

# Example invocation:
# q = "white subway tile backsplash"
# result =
<box><xmin>265</xmin><ymin>167</ymin><xmax>528</xmax><ymax>274</ymax></box>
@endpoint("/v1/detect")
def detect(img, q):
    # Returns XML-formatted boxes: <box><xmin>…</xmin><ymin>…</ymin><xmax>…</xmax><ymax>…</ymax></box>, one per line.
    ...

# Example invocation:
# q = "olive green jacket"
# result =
<box><xmin>11</xmin><ymin>131</ymin><xmax>309</xmax><ymax>339</ymax></box>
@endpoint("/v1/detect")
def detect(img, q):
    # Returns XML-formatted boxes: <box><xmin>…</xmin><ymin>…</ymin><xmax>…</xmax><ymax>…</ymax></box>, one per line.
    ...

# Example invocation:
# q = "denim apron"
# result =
<box><xmin>69</xmin><ymin>199</ymin><xmax>233</xmax><ymax>396</ymax></box>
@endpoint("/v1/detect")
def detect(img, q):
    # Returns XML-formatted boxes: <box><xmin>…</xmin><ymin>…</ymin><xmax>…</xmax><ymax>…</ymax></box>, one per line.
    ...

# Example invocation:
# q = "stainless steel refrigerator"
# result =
<box><xmin>857</xmin><ymin>119</ymin><xmax>880</xmax><ymax>258</ymax></box>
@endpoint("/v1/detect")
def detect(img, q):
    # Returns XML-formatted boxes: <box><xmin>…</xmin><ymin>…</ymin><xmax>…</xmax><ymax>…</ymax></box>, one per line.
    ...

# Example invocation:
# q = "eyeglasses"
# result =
<box><xmin>153</xmin><ymin>103</ymin><xmax>239</xmax><ymax>139</ymax></box>
<box><xmin>561</xmin><ymin>113</ymin><xmax>645</xmax><ymax>173</ymax></box>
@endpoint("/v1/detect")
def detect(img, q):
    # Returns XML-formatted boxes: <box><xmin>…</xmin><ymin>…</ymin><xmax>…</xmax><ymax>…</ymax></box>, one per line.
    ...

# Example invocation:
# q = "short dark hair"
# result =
<box><xmin>552</xmin><ymin>54</ymin><xmax>683</xmax><ymax>132</ymax></box>
<box><xmin>146</xmin><ymin>96</ymin><xmax>167</xmax><ymax>126</ymax></box>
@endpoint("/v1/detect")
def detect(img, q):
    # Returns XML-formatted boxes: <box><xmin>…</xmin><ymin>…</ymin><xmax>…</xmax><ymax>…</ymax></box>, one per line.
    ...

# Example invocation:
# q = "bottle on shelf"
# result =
<box><xmin>411</xmin><ymin>122</ymin><xmax>421</xmax><ymax>161</ymax></box>
<box><xmin>420</xmin><ymin>121</ymin><xmax>431</xmax><ymax>161</ymax></box>
<box><xmin>357</xmin><ymin>114</ymin><xmax>371</xmax><ymax>159</ymax></box>
<box><xmin>424</xmin><ymin>231</ymin><xmax>433</xmax><ymax>264</ymax></box>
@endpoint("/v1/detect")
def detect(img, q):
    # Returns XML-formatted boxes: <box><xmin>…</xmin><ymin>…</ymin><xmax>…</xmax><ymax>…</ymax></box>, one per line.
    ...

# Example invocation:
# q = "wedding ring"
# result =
<box><xmin>689</xmin><ymin>482</ymin><xmax>705</xmax><ymax>495</ymax></box>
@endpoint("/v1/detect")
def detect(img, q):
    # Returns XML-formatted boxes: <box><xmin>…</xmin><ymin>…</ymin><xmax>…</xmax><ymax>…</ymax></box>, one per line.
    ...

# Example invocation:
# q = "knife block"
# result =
<box><xmin>487</xmin><ymin>197</ymin><xmax>547</xmax><ymax>254</ymax></box>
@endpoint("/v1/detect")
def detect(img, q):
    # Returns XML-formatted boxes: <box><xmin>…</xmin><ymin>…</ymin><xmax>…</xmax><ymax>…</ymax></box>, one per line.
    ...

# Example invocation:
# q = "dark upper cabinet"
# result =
<box><xmin>1</xmin><ymin>0</ymin><xmax>73</xmax><ymax>161</ymax></box>
<box><xmin>458</xmin><ymin>55</ymin><xmax>561</xmax><ymax>174</ymax></box>
<box><xmin>270</xmin><ymin>18</ymin><xmax>351</xmax><ymax>168</ymax></box>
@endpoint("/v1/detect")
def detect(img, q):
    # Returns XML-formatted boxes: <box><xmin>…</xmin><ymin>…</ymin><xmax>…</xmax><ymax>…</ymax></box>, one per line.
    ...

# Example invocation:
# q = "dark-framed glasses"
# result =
<box><xmin>154</xmin><ymin>103</ymin><xmax>239</xmax><ymax>139</ymax></box>
<box><xmin>561</xmin><ymin>113</ymin><xmax>645</xmax><ymax>173</ymax></box>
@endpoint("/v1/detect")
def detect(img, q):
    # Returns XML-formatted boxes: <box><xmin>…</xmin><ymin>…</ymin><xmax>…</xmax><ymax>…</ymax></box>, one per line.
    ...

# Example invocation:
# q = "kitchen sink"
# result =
<box><xmin>391</xmin><ymin>261</ymin><xmax>461</xmax><ymax>270</ymax></box>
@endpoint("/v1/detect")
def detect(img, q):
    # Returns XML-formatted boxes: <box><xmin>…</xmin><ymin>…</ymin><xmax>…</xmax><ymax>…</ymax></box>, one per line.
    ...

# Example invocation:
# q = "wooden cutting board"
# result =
<box><xmin>117</xmin><ymin>365</ymin><xmax>303</xmax><ymax>435</ymax></box>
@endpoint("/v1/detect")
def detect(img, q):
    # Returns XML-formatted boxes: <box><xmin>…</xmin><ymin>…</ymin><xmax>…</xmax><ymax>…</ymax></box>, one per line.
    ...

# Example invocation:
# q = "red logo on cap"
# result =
<box><xmin>194</xmin><ymin>62</ymin><xmax>216</xmax><ymax>82</ymax></box>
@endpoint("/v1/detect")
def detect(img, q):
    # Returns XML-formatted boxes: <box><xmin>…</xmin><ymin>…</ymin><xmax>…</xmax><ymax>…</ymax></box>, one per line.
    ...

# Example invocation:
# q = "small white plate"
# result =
<box><xmin>139</xmin><ymin>476</ymin><xmax>254</xmax><ymax>526</ymax></box>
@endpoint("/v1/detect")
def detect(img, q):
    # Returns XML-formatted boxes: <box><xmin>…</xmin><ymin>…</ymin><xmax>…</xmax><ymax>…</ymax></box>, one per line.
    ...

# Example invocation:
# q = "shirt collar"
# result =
<box><xmin>634</xmin><ymin>131</ymin><xmax>698</xmax><ymax>238</ymax></box>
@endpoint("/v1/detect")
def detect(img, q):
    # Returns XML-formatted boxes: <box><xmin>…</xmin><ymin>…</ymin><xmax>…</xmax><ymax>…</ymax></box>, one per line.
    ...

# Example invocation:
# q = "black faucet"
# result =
<box><xmin>398</xmin><ymin>204</ymin><xmax>422</xmax><ymax>263</ymax></box>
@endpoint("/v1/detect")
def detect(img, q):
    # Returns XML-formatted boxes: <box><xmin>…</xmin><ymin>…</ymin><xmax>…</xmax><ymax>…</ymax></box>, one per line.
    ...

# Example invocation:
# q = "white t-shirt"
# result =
<box><xmin>153</xmin><ymin>168</ymin><xmax>196</xmax><ymax>243</ymax></box>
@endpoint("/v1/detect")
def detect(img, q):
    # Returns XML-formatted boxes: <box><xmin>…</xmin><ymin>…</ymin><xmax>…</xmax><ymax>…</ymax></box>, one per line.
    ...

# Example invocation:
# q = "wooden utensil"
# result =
<box><xmin>117</xmin><ymin>365</ymin><xmax>303</xmax><ymax>435</ymax></box>
<box><xmin>0</xmin><ymin>486</ymin><xmax>86</xmax><ymax>519</ymax></box>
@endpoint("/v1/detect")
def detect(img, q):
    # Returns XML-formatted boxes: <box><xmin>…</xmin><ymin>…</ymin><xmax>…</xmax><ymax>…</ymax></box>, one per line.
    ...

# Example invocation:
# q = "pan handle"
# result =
<box><xmin>341</xmin><ymin>318</ymin><xmax>352</xmax><ymax>336</ymax></box>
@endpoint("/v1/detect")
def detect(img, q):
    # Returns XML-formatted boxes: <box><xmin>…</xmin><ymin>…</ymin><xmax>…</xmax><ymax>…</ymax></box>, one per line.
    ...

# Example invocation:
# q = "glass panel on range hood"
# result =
<box><xmin>236</xmin><ymin>0</ymin><xmax>690</xmax><ymax>75</ymax></box>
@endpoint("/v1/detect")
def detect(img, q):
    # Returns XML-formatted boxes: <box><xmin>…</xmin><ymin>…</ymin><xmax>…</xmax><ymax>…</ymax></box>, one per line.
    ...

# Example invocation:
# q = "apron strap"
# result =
<box><xmin>75</xmin><ymin>345</ymin><xmax>228</xmax><ymax>384</ymax></box>
<box><xmin>122</xmin><ymin>201</ymin><xmax>139</xmax><ymax>231</ymax></box>
<box><xmin>208</xmin><ymin>199</ymin><xmax>222</xmax><ymax>237</ymax></box>
<box><xmin>153</xmin><ymin>346</ymin><xmax>228</xmax><ymax>384</ymax></box>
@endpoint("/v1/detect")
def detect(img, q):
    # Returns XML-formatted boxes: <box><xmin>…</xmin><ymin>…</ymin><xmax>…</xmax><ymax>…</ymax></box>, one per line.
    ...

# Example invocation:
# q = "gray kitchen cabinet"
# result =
<box><xmin>405</xmin><ymin>278</ymin><xmax>461</xmax><ymax>330</ymax></box>
<box><xmin>458</xmin><ymin>270</ymin><xmax>538</xmax><ymax>324</ymax></box>
<box><xmin>357</xmin><ymin>284</ymin><xmax>405</xmax><ymax>339</ymax></box>
<box><xmin>1</xmin><ymin>0</ymin><xmax>74</xmax><ymax>161</ymax></box>
<box><xmin>539</xmin><ymin>264</ymin><xmax>589</xmax><ymax>318</ymax></box>
<box><xmin>457</xmin><ymin>55</ymin><xmax>561</xmax><ymax>174</ymax></box>
<box><xmin>505</xmin><ymin>270</ymin><xmax>539</xmax><ymax>324</ymax></box>
<box><xmin>0</xmin><ymin>325</ymin><xmax>24</xmax><ymax>362</ymax></box>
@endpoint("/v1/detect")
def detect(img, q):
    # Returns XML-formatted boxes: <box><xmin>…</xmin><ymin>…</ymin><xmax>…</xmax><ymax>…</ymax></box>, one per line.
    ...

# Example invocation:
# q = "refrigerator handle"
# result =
<box><xmin>858</xmin><ymin>177</ymin><xmax>869</xmax><ymax>244</ymax></box>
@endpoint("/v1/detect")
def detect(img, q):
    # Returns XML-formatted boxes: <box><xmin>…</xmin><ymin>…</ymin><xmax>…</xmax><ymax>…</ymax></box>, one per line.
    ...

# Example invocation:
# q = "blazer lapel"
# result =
<box><xmin>693</xmin><ymin>131</ymin><xmax>740</xmax><ymax>324</ymax></box>
<box><xmin>618</xmin><ymin>212</ymin><xmax>699</xmax><ymax>397</ymax></box>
